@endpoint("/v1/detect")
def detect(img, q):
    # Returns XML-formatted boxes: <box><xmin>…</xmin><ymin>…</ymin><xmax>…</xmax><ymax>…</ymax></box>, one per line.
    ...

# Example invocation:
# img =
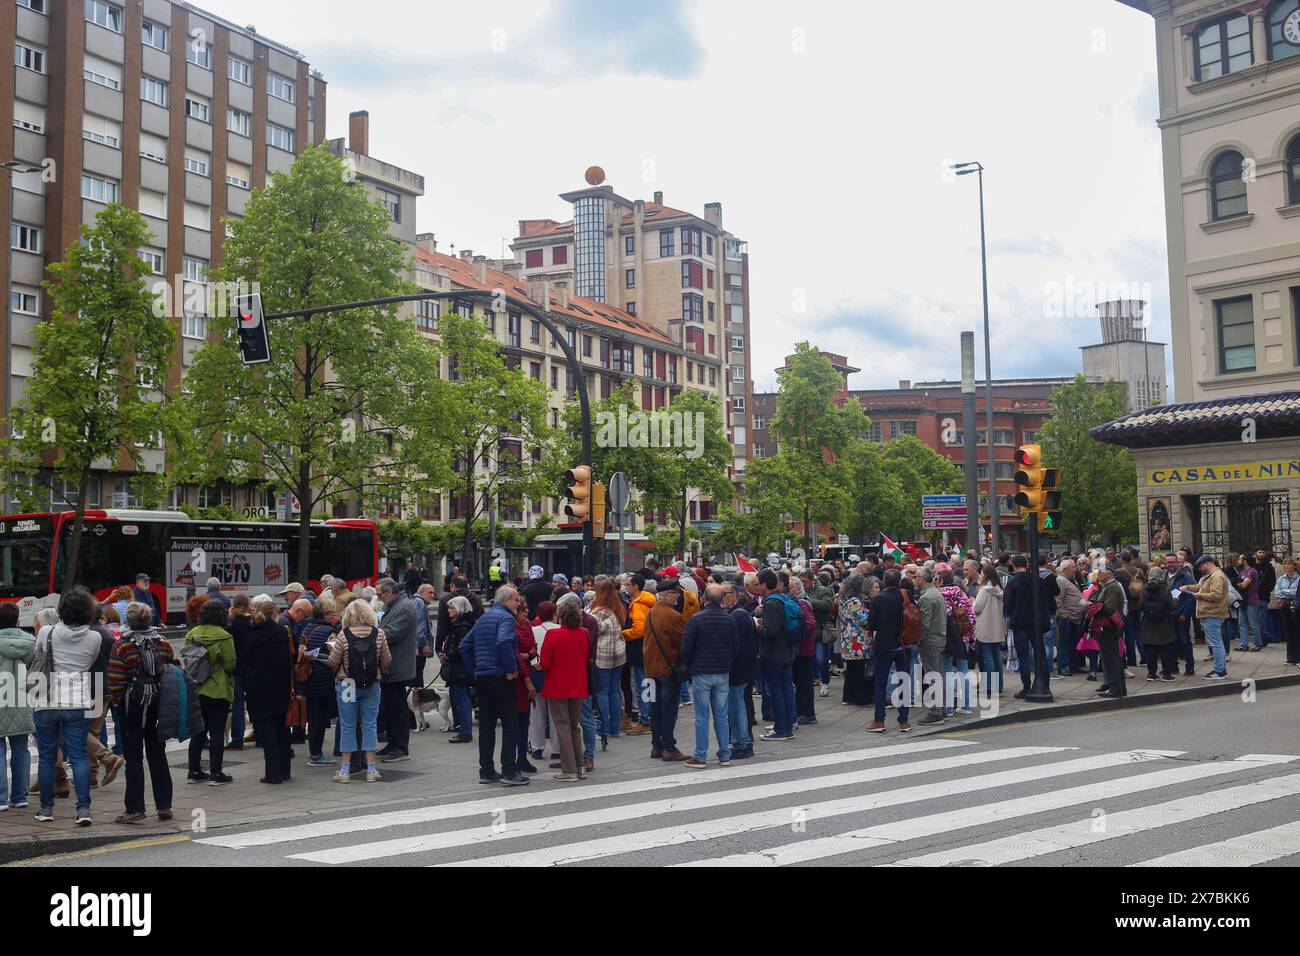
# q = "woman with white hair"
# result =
<box><xmin>326</xmin><ymin>599</ymin><xmax>391</xmax><ymax>783</ymax></box>
<box><xmin>440</xmin><ymin>596</ymin><xmax>475</xmax><ymax>743</ymax></box>
<box><xmin>242</xmin><ymin>595</ymin><xmax>294</xmax><ymax>784</ymax></box>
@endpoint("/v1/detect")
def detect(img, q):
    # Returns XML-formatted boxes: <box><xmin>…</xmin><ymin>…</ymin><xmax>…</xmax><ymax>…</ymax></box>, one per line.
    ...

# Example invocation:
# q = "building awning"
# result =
<box><xmin>1091</xmin><ymin>390</ymin><xmax>1300</xmax><ymax>449</ymax></box>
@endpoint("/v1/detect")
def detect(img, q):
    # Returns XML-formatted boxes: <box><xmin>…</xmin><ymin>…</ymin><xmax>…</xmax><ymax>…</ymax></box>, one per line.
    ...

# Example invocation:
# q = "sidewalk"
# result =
<box><xmin>1</xmin><ymin>642</ymin><xmax>1296</xmax><ymax>860</ymax></box>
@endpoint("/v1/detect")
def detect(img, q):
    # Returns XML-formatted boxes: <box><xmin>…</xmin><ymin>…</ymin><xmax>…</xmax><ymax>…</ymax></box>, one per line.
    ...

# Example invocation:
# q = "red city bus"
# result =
<box><xmin>0</xmin><ymin>509</ymin><xmax>379</xmax><ymax>626</ymax></box>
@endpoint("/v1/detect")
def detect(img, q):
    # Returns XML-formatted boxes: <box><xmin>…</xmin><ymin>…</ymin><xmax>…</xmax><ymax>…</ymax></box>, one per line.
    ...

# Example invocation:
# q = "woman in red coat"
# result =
<box><xmin>541</xmin><ymin>601</ymin><xmax>590</xmax><ymax>782</ymax></box>
<box><xmin>512</xmin><ymin>609</ymin><xmax>539</xmax><ymax>775</ymax></box>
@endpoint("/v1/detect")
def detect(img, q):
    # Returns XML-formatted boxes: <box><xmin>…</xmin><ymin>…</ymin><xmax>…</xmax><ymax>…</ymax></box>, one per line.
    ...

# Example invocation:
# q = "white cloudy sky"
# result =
<box><xmin>210</xmin><ymin>0</ymin><xmax>1166</xmax><ymax>393</ymax></box>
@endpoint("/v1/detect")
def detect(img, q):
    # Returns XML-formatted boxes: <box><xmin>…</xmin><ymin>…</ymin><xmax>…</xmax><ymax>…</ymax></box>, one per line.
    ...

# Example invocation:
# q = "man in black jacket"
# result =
<box><xmin>754</xmin><ymin>568</ymin><xmax>796</xmax><ymax>741</ymax></box>
<box><xmin>375</xmin><ymin>578</ymin><xmax>417</xmax><ymax>762</ymax></box>
<box><xmin>722</xmin><ymin>579</ymin><xmax>757</xmax><ymax>758</ymax></box>
<box><xmin>1003</xmin><ymin>555</ymin><xmax>1037</xmax><ymax>698</ymax></box>
<box><xmin>680</xmin><ymin>585</ymin><xmax>739</xmax><ymax>767</ymax></box>
<box><xmin>866</xmin><ymin>569</ymin><xmax>909</xmax><ymax>733</ymax></box>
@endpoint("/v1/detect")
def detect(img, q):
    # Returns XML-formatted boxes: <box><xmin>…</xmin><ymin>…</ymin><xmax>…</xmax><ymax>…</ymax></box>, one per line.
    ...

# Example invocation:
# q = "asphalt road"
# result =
<box><xmin>17</xmin><ymin>686</ymin><xmax>1300</xmax><ymax>867</ymax></box>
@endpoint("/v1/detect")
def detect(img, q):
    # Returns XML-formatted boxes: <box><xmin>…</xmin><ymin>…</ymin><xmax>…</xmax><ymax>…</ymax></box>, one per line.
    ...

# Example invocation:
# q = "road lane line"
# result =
<box><xmin>1129</xmin><ymin>819</ymin><xmax>1300</xmax><ymax>867</ymax></box>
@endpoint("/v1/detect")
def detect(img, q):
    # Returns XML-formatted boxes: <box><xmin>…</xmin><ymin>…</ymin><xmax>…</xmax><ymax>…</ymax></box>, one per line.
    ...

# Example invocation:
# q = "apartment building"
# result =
<box><xmin>512</xmin><ymin>171</ymin><xmax>754</xmax><ymax>501</ymax></box>
<box><xmin>3</xmin><ymin>0</ymin><xmax>326</xmax><ymax>511</ymax></box>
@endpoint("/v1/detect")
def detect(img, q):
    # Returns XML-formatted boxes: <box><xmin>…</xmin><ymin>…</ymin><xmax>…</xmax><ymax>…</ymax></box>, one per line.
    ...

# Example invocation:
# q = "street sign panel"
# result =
<box><xmin>235</xmin><ymin>292</ymin><xmax>271</xmax><ymax>365</ymax></box>
<box><xmin>922</xmin><ymin>517</ymin><xmax>968</xmax><ymax>529</ymax></box>
<box><xmin>922</xmin><ymin>506</ymin><xmax>968</xmax><ymax>518</ymax></box>
<box><xmin>921</xmin><ymin>494</ymin><xmax>966</xmax><ymax>506</ymax></box>
<box><xmin>609</xmin><ymin>471</ymin><xmax>630</xmax><ymax>513</ymax></box>
<box><xmin>837</xmin><ymin>534</ymin><xmax>848</xmax><ymax>546</ymax></box>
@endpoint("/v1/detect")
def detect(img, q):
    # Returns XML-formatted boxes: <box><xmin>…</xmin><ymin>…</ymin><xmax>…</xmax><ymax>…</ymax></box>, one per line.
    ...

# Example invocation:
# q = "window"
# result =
<box><xmin>1288</xmin><ymin>134</ymin><xmax>1300</xmax><ymax>207</ymax></box>
<box><xmin>141</xmin><ymin>76</ymin><xmax>168</xmax><ymax>107</ymax></box>
<box><xmin>707</xmin><ymin>268</ymin><xmax>714</xmax><ymax>289</ymax></box>
<box><xmin>681</xmin><ymin>227</ymin><xmax>701</xmax><ymax>256</ymax></box>
<box><xmin>85</xmin><ymin>0</ymin><xmax>122</xmax><ymax>33</ymax></box>
<box><xmin>186</xmin><ymin>39</ymin><xmax>211</xmax><ymax>69</ymax></box>
<box><xmin>141</xmin><ymin>20</ymin><xmax>168</xmax><ymax>51</ymax></box>
<box><xmin>994</xmin><ymin>428</ymin><xmax>1014</xmax><ymax>445</ymax></box>
<box><xmin>1217</xmin><ymin>296</ymin><xmax>1255</xmax><ymax>372</ymax></box>
<box><xmin>529</xmin><ymin>362</ymin><xmax>541</xmax><ymax>381</ymax></box>
<box><xmin>81</xmin><ymin>174</ymin><xmax>119</xmax><ymax>203</ymax></box>
<box><xmin>18</xmin><ymin>0</ymin><xmax>46</xmax><ymax>11</ymax></box>
<box><xmin>267</xmin><ymin>123</ymin><xmax>295</xmax><ymax>152</ymax></box>
<box><xmin>995</xmin><ymin>462</ymin><xmax>1014</xmax><ymax>480</ymax></box>
<box><xmin>139</xmin><ymin>132</ymin><xmax>167</xmax><ymax>163</ymax></box>
<box><xmin>731</xmin><ymin>334</ymin><xmax>744</xmax><ymax>351</ymax></box>
<box><xmin>626</xmin><ymin>269</ymin><xmax>635</xmax><ymax>289</ymax></box>
<box><xmin>82</xmin><ymin>117</ymin><xmax>120</xmax><ymax>147</ymax></box>
<box><xmin>708</xmin><ymin>366</ymin><xmax>717</xmax><ymax>387</ymax></box>
<box><xmin>681</xmin><ymin>259</ymin><xmax>702</xmax><ymax>288</ymax></box>
<box><xmin>138</xmin><ymin>188</ymin><xmax>166</xmax><ymax>218</ymax></box>
<box><xmin>582</xmin><ymin>335</ymin><xmax>592</xmax><ymax>358</ymax></box>
<box><xmin>659</xmin><ymin>229</ymin><xmax>674</xmax><ymax>258</ymax></box>
<box><xmin>228</xmin><ymin>56</ymin><xmax>251</xmax><ymax>85</ymax></box>
<box><xmin>183</xmin><ymin>257</ymin><xmax>207</xmax><ymax>282</ymax></box>
<box><xmin>550</xmin><ymin>366</ymin><xmax>558</xmax><ymax>390</ymax></box>
<box><xmin>182</xmin><ymin>311</ymin><xmax>208</xmax><ymax>339</ymax></box>
<box><xmin>706</xmin><ymin>235</ymin><xmax>714</xmax><ymax>256</ymax></box>
<box><xmin>83</xmin><ymin>55</ymin><xmax>122</xmax><ymax>90</ymax></box>
<box><xmin>552</xmin><ymin>245</ymin><xmax>568</xmax><ymax>265</ymax></box>
<box><xmin>1023</xmin><ymin>429</ymin><xmax>1039</xmax><ymax>445</ymax></box>
<box><xmin>415</xmin><ymin>299</ymin><xmax>438</xmax><ymax>332</ymax></box>
<box><xmin>140</xmin><ymin>248</ymin><xmax>164</xmax><ymax>275</ymax></box>
<box><xmin>1195</xmin><ymin>14</ymin><xmax>1251</xmax><ymax>81</ymax></box>
<box><xmin>644</xmin><ymin>349</ymin><xmax>654</xmax><ymax>377</ymax></box>
<box><xmin>754</xmin><ymin>444</ymin><xmax>764</xmax><ymax>459</ymax></box>
<box><xmin>525</xmin><ymin>248</ymin><xmax>543</xmax><ymax>268</ymax></box>
<box><xmin>889</xmin><ymin>420</ymin><xmax>917</xmax><ymax>437</ymax></box>
<box><xmin>627</xmin><ymin>301</ymin><xmax>636</xmax><ymax>314</ymax></box>
<box><xmin>1269</xmin><ymin>1</ymin><xmax>1300</xmax><ymax>61</ymax></box>
<box><xmin>625</xmin><ymin>235</ymin><xmax>634</xmax><ymax>255</ymax></box>
<box><xmin>185</xmin><ymin>97</ymin><xmax>210</xmax><ymax>123</ymax></box>
<box><xmin>686</xmin><ymin>361</ymin><xmax>694</xmax><ymax>383</ymax></box>
<box><xmin>13</xmin><ymin>100</ymin><xmax>45</xmax><ymax>133</ymax></box>
<box><xmin>16</xmin><ymin>42</ymin><xmax>45</xmax><ymax>74</ymax></box>
<box><xmin>11</xmin><ymin>223</ymin><xmax>40</xmax><ymax>253</ymax></box>
<box><xmin>976</xmin><ymin>464</ymin><xmax>989</xmax><ymax>482</ymax></box>
<box><xmin>378</xmin><ymin>189</ymin><xmax>400</xmax><ymax>222</ymax></box>
<box><xmin>183</xmin><ymin>150</ymin><xmax>210</xmax><ymax>177</ymax></box>
<box><xmin>867</xmin><ymin>422</ymin><xmax>883</xmax><ymax>443</ymax></box>
<box><xmin>268</xmin><ymin>72</ymin><xmax>295</xmax><ymax>103</ymax></box>
<box><xmin>708</xmin><ymin>302</ymin><xmax>714</xmax><ymax>323</ymax></box>
<box><xmin>529</xmin><ymin>319</ymin><xmax>540</xmax><ymax>344</ymax></box>
<box><xmin>1210</xmin><ymin>150</ymin><xmax>1248</xmax><ymax>220</ymax></box>
<box><xmin>226</xmin><ymin>161</ymin><xmax>251</xmax><ymax>189</ymax></box>
<box><xmin>732</xmin><ymin>397</ymin><xmax>745</xmax><ymax>411</ymax></box>
<box><xmin>732</xmin><ymin>365</ymin><xmax>745</xmax><ymax>383</ymax></box>
<box><xmin>752</xmin><ymin>416</ymin><xmax>766</xmax><ymax>431</ymax></box>
<box><xmin>681</xmin><ymin>293</ymin><xmax>703</xmax><ymax>323</ymax></box>
<box><xmin>10</xmin><ymin>288</ymin><xmax>39</xmax><ymax>314</ymax></box>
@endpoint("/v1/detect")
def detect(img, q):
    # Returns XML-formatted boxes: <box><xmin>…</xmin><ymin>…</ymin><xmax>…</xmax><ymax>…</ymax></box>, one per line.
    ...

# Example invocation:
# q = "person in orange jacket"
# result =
<box><xmin>622</xmin><ymin>575</ymin><xmax>656</xmax><ymax>734</ymax></box>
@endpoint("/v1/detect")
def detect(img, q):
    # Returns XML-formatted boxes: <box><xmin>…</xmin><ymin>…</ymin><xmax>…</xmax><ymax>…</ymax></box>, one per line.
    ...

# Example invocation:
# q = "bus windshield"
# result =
<box><xmin>0</xmin><ymin>517</ymin><xmax>54</xmax><ymax>597</ymax></box>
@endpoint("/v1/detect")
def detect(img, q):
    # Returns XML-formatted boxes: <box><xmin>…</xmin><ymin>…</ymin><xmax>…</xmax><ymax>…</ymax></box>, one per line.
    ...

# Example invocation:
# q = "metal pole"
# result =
<box><xmin>977</xmin><ymin>166</ymin><xmax>999</xmax><ymax>553</ymax></box>
<box><xmin>1025</xmin><ymin>519</ymin><xmax>1053</xmax><ymax>702</ymax></box>
<box><xmin>961</xmin><ymin>332</ymin><xmax>979</xmax><ymax>555</ymax></box>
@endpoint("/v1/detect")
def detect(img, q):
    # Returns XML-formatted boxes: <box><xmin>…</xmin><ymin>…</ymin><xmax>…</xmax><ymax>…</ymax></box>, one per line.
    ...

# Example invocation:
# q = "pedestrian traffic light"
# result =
<box><xmin>1013</xmin><ymin>444</ymin><xmax>1046</xmax><ymax>511</ymax></box>
<box><xmin>563</xmin><ymin>465</ymin><xmax>591</xmax><ymax>521</ymax></box>
<box><xmin>234</xmin><ymin>292</ymin><xmax>271</xmax><ymax>365</ymax></box>
<box><xmin>591</xmin><ymin>481</ymin><xmax>606</xmax><ymax>539</ymax></box>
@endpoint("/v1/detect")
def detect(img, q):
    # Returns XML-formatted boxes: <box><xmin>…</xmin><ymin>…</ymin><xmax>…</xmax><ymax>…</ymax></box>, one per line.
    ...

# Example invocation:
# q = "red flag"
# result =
<box><xmin>736</xmin><ymin>554</ymin><xmax>757</xmax><ymax>573</ymax></box>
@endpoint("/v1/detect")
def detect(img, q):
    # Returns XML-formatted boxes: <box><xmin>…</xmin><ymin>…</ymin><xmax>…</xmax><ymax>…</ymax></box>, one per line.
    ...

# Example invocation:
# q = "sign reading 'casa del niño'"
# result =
<box><xmin>1146</xmin><ymin>459</ymin><xmax>1300</xmax><ymax>487</ymax></box>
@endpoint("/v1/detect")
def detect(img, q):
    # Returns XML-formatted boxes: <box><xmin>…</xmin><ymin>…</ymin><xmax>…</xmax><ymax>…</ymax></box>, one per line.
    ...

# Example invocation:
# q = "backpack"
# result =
<box><xmin>900</xmin><ymin>589</ymin><xmax>922</xmax><ymax>647</ymax></box>
<box><xmin>346</xmin><ymin>626</ymin><xmax>380</xmax><ymax>689</ymax></box>
<box><xmin>128</xmin><ymin>637</ymin><xmax>166</xmax><ymax>709</ymax></box>
<box><xmin>944</xmin><ymin>608</ymin><xmax>965</xmax><ymax>658</ymax></box>
<box><xmin>180</xmin><ymin>642</ymin><xmax>212</xmax><ymax>686</ymax></box>
<box><xmin>952</xmin><ymin>601</ymin><xmax>973</xmax><ymax>637</ymax></box>
<box><xmin>770</xmin><ymin>593</ymin><xmax>804</xmax><ymax>648</ymax></box>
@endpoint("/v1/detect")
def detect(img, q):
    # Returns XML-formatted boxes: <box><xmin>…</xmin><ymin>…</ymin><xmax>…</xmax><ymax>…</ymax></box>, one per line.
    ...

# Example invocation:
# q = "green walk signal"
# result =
<box><xmin>1038</xmin><ymin>510</ymin><xmax>1063</xmax><ymax>534</ymax></box>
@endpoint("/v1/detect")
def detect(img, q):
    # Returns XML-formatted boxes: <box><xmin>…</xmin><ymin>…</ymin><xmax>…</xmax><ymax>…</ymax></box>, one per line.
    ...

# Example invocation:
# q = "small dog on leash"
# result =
<box><xmin>408</xmin><ymin>686</ymin><xmax>449</xmax><ymax>732</ymax></box>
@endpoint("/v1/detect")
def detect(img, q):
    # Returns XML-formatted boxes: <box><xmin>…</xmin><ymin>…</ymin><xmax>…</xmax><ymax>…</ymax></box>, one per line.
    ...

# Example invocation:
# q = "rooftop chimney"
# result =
<box><xmin>348</xmin><ymin>110</ymin><xmax>370</xmax><ymax>155</ymax></box>
<box><xmin>528</xmin><ymin>278</ymin><xmax>551</xmax><ymax>308</ymax></box>
<box><xmin>459</xmin><ymin>249</ymin><xmax>474</xmax><ymax>261</ymax></box>
<box><xmin>653</xmin><ymin>191</ymin><xmax>663</xmax><ymax>205</ymax></box>
<box><xmin>899</xmin><ymin>379</ymin><xmax>911</xmax><ymax>390</ymax></box>
<box><xmin>471</xmin><ymin>260</ymin><xmax>487</xmax><ymax>284</ymax></box>
<box><xmin>555</xmin><ymin>285</ymin><xmax>571</xmax><ymax>309</ymax></box>
<box><xmin>704</xmin><ymin>202</ymin><xmax>722</xmax><ymax>226</ymax></box>
<box><xmin>416</xmin><ymin>233</ymin><xmax>437</xmax><ymax>254</ymax></box>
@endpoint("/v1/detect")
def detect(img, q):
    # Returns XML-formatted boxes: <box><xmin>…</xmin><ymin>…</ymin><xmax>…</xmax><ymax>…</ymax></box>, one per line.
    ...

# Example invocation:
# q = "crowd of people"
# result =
<box><xmin>2</xmin><ymin>542</ymin><xmax>1295</xmax><ymax>818</ymax></box>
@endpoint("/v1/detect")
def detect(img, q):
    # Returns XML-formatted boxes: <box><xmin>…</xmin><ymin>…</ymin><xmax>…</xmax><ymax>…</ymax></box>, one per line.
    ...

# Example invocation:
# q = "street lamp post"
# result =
<box><xmin>952</xmin><ymin>161</ymin><xmax>998</xmax><ymax>554</ymax></box>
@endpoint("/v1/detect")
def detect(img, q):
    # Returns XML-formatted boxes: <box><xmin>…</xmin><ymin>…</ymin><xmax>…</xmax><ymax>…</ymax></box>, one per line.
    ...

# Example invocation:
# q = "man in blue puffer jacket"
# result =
<box><xmin>460</xmin><ymin>587</ymin><xmax>527</xmax><ymax>786</ymax></box>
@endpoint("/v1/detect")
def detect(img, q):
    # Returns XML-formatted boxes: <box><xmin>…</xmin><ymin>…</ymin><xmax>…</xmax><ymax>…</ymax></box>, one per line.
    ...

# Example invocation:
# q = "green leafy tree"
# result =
<box><xmin>173</xmin><ymin>147</ymin><xmax>447</xmax><ymax>579</ymax></box>
<box><xmin>769</xmin><ymin>342</ymin><xmax>869</xmax><ymax>552</ymax></box>
<box><xmin>554</xmin><ymin>382</ymin><xmax>658</xmax><ymax>516</ymax></box>
<box><xmin>841</xmin><ymin>440</ymin><xmax>910</xmax><ymax>544</ymax></box>
<box><xmin>4</xmin><ymin>204</ymin><xmax>175</xmax><ymax>584</ymax></box>
<box><xmin>879</xmin><ymin>434</ymin><xmax>964</xmax><ymax>540</ymax></box>
<box><xmin>437</xmin><ymin>309</ymin><xmax>554</xmax><ymax>578</ymax></box>
<box><xmin>1038</xmin><ymin>375</ymin><xmax>1138</xmax><ymax>544</ymax></box>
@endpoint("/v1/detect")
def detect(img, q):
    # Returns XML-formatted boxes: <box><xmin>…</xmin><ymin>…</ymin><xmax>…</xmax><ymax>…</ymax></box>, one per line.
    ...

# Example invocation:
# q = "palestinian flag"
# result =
<box><xmin>948</xmin><ymin>533</ymin><xmax>964</xmax><ymax>557</ymax></box>
<box><xmin>879</xmin><ymin>533</ymin><xmax>904</xmax><ymax>562</ymax></box>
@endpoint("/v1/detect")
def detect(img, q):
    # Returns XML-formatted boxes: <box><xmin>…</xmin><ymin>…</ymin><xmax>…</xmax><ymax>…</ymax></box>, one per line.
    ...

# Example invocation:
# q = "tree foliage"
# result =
<box><xmin>4</xmin><ymin>204</ymin><xmax>175</xmax><ymax>583</ymax></box>
<box><xmin>1038</xmin><ymin>374</ymin><xmax>1138</xmax><ymax>544</ymax></box>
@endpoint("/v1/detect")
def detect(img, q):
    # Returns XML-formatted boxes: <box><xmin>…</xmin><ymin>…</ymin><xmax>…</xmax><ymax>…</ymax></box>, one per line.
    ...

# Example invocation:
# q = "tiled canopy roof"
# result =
<box><xmin>1091</xmin><ymin>391</ymin><xmax>1300</xmax><ymax>448</ymax></box>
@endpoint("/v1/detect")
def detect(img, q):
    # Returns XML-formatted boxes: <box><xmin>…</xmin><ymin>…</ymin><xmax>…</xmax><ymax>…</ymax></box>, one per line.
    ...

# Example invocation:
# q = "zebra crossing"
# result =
<box><xmin>189</xmin><ymin>741</ymin><xmax>1300</xmax><ymax>867</ymax></box>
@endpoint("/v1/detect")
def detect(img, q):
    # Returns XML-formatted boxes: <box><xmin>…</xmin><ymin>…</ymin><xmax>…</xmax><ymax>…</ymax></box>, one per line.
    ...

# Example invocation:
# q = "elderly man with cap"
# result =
<box><xmin>132</xmin><ymin>573</ymin><xmax>163</xmax><ymax>626</ymax></box>
<box><xmin>523</xmin><ymin>566</ymin><xmax>554</xmax><ymax>619</ymax></box>
<box><xmin>278</xmin><ymin>581</ymin><xmax>312</xmax><ymax>605</ymax></box>
<box><xmin>1182</xmin><ymin>554</ymin><xmax>1230</xmax><ymax>679</ymax></box>
<box><xmin>642</xmin><ymin>578</ymin><xmax>689</xmax><ymax>761</ymax></box>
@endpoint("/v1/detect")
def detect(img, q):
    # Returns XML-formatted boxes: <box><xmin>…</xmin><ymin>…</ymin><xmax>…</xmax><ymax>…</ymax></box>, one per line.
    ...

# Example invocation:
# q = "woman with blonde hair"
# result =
<box><xmin>589</xmin><ymin>579</ymin><xmax>626</xmax><ymax>738</ymax></box>
<box><xmin>327</xmin><ymin>599</ymin><xmax>390</xmax><ymax>783</ymax></box>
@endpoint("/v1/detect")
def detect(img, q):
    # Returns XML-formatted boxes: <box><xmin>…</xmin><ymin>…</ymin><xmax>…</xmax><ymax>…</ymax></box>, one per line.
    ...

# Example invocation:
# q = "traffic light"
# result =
<box><xmin>234</xmin><ymin>292</ymin><xmax>271</xmax><ymax>365</ymax></box>
<box><xmin>591</xmin><ymin>482</ymin><xmax>606</xmax><ymax>538</ymax></box>
<box><xmin>563</xmin><ymin>465</ymin><xmax>591</xmax><ymax>521</ymax></box>
<box><xmin>1015</xmin><ymin>444</ymin><xmax>1063</xmax><ymax>534</ymax></box>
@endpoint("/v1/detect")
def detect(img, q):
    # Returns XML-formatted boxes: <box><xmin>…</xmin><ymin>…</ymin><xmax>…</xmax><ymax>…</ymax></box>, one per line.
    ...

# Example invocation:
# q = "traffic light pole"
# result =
<box><xmin>1025</xmin><ymin>515</ymin><xmax>1053</xmax><ymax>703</ymax></box>
<box><xmin>261</xmin><ymin>288</ymin><xmax>595</xmax><ymax>578</ymax></box>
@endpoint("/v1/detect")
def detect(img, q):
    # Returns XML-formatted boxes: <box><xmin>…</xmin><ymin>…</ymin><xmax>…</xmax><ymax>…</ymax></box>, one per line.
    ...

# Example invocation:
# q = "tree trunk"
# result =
<box><xmin>678</xmin><ymin>487</ymin><xmax>689</xmax><ymax>560</ymax></box>
<box><xmin>461</xmin><ymin>456</ymin><xmax>474</xmax><ymax>585</ymax></box>
<box><xmin>803</xmin><ymin>502</ymin><xmax>812</xmax><ymax>557</ymax></box>
<box><xmin>63</xmin><ymin>471</ymin><xmax>92</xmax><ymax>589</ymax></box>
<box><xmin>296</xmin><ymin>458</ymin><xmax>312</xmax><ymax>584</ymax></box>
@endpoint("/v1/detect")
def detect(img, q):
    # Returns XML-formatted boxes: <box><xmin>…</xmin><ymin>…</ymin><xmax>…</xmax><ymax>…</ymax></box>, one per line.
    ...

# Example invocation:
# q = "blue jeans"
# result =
<box><xmin>1224</xmin><ymin>614</ymin><xmax>1238</xmax><ymax>649</ymax></box>
<box><xmin>942</xmin><ymin>654</ymin><xmax>970</xmax><ymax>714</ymax></box>
<box><xmin>978</xmin><ymin>642</ymin><xmax>1003</xmax><ymax>696</ymax></box>
<box><xmin>1238</xmin><ymin>605</ymin><xmax>1262</xmax><ymax>650</ymax></box>
<box><xmin>1011</xmin><ymin>628</ymin><xmax>1034</xmax><ymax>690</ymax></box>
<box><xmin>1125</xmin><ymin>610</ymin><xmax>1143</xmax><ymax>665</ymax></box>
<box><xmin>580</xmin><ymin>699</ymin><xmax>596</xmax><ymax>760</ymax></box>
<box><xmin>34</xmin><ymin>709</ymin><xmax>91</xmax><ymax>813</ymax></box>
<box><xmin>230</xmin><ymin>677</ymin><xmax>246</xmax><ymax>744</ymax></box>
<box><xmin>1174</xmin><ymin>617</ymin><xmax>1194</xmax><ymax>670</ymax></box>
<box><xmin>873</xmin><ymin>648</ymin><xmax>909</xmax><ymax>723</ymax></box>
<box><xmin>336</xmin><ymin>680</ymin><xmax>382</xmax><ymax>754</ymax></box>
<box><xmin>0</xmin><ymin>734</ymin><xmax>30</xmax><ymax>806</ymax></box>
<box><xmin>760</xmin><ymin>660</ymin><xmax>795</xmax><ymax>737</ymax></box>
<box><xmin>109</xmin><ymin>703</ymin><xmax>124</xmax><ymax>755</ymax></box>
<box><xmin>727</xmin><ymin>684</ymin><xmax>752</xmax><ymax>749</ymax></box>
<box><xmin>1055</xmin><ymin>618</ymin><xmax>1075</xmax><ymax>672</ymax></box>
<box><xmin>691</xmin><ymin>673</ymin><xmax>731</xmax><ymax>762</ymax></box>
<box><xmin>596</xmin><ymin>665</ymin><xmax>623</xmax><ymax>737</ymax></box>
<box><xmin>1042</xmin><ymin>624</ymin><xmax>1055</xmax><ymax>676</ymax></box>
<box><xmin>450</xmin><ymin>683</ymin><xmax>473</xmax><ymax>739</ymax></box>
<box><xmin>1201</xmin><ymin>617</ymin><xmax>1226</xmax><ymax>673</ymax></box>
<box><xmin>650</xmin><ymin>676</ymin><xmax>682</xmax><ymax>751</ymax></box>
<box><xmin>631</xmin><ymin>664</ymin><xmax>650</xmax><ymax>725</ymax></box>
<box><xmin>815</xmin><ymin>640</ymin><xmax>832</xmax><ymax>684</ymax></box>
